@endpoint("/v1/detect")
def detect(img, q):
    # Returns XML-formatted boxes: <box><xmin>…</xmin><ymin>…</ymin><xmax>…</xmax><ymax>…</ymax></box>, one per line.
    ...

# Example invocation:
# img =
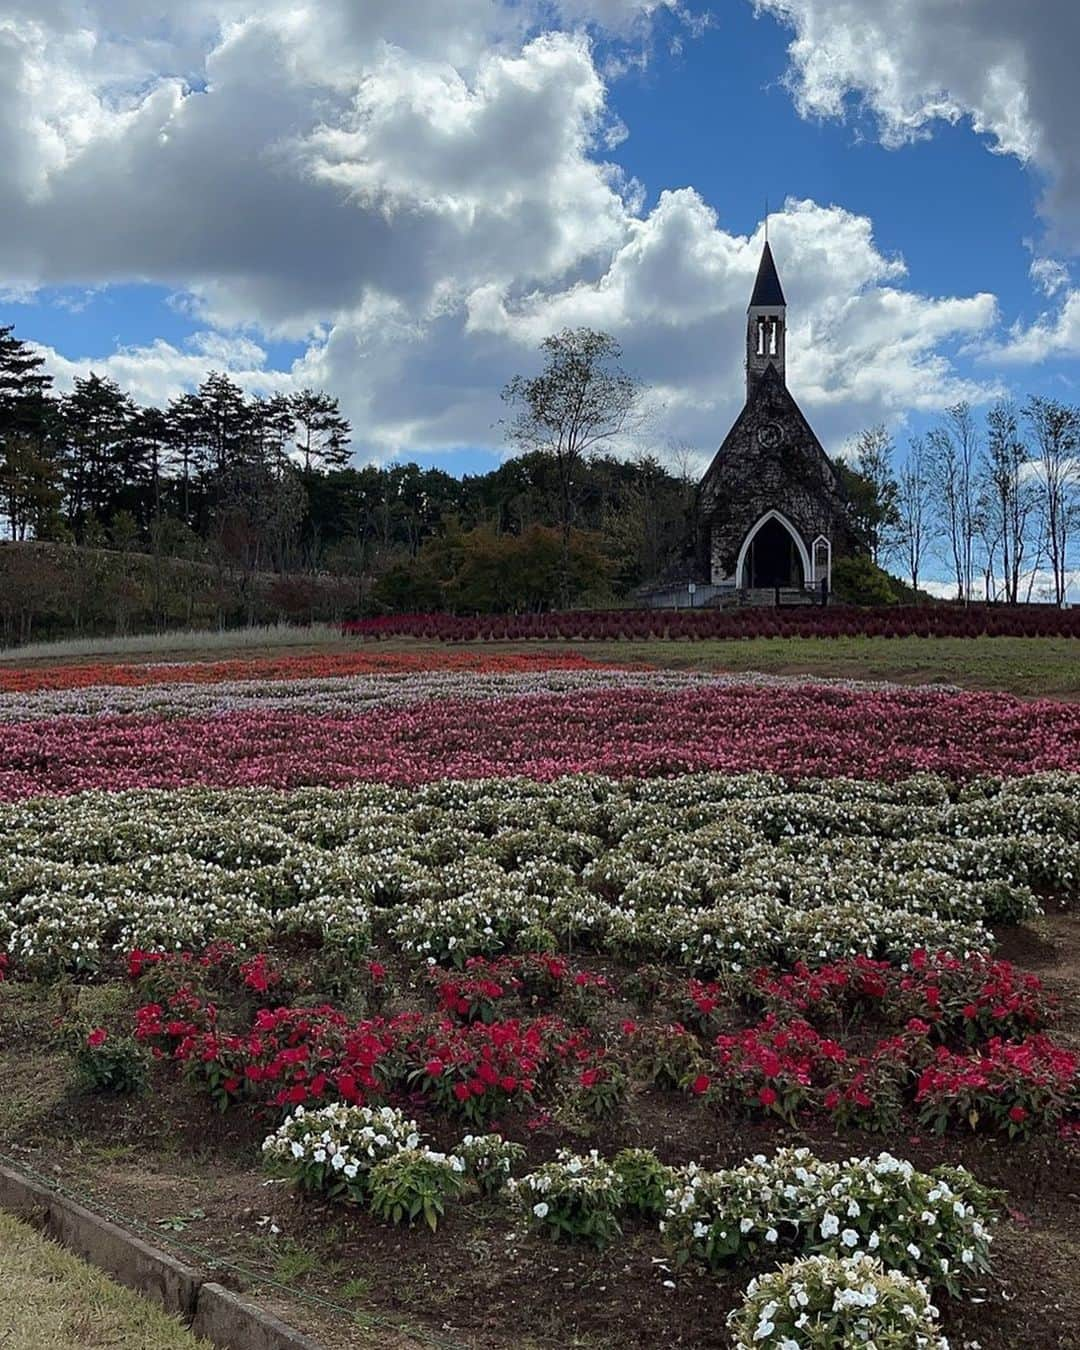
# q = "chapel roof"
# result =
<box><xmin>748</xmin><ymin>241</ymin><xmax>786</xmax><ymax>309</ymax></box>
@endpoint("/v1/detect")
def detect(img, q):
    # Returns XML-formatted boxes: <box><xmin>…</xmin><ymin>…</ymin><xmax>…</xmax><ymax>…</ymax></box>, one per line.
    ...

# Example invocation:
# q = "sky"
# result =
<box><xmin>2</xmin><ymin>0</ymin><xmax>1079</xmax><ymax>482</ymax></box>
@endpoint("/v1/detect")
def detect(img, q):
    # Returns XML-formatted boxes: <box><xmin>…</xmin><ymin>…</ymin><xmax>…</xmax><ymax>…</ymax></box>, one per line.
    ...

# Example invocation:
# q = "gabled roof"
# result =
<box><xmin>748</xmin><ymin>241</ymin><xmax>785</xmax><ymax>309</ymax></box>
<box><xmin>697</xmin><ymin>364</ymin><xmax>838</xmax><ymax>506</ymax></box>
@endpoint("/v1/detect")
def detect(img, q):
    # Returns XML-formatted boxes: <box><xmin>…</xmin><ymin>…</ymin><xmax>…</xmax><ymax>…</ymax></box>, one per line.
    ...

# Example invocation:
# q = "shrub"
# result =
<box><xmin>367</xmin><ymin>1149</ymin><xmax>466</xmax><ymax>1231</ymax></box>
<box><xmin>454</xmin><ymin>1134</ymin><xmax>526</xmax><ymax>1195</ymax></box>
<box><xmin>612</xmin><ymin>1148</ymin><xmax>678</xmax><ymax>1219</ymax></box>
<box><xmin>74</xmin><ymin>1028</ymin><xmax>148</xmax><ymax>1095</ymax></box>
<box><xmin>727</xmin><ymin>1254</ymin><xmax>947</xmax><ymax>1349</ymax></box>
<box><xmin>915</xmin><ymin>1034</ymin><xmax>1079</xmax><ymax>1139</ymax></box>
<box><xmin>510</xmin><ymin>1150</ymin><xmax>625</xmax><ymax>1249</ymax></box>
<box><xmin>662</xmin><ymin>1147</ymin><xmax>997</xmax><ymax>1297</ymax></box>
<box><xmin>261</xmin><ymin>1103</ymin><xmax>422</xmax><ymax>1204</ymax></box>
<box><xmin>622</xmin><ymin>1021</ymin><xmax>707</xmax><ymax>1091</ymax></box>
<box><xmin>569</xmin><ymin>1058</ymin><xmax>629</xmax><ymax>1120</ymax></box>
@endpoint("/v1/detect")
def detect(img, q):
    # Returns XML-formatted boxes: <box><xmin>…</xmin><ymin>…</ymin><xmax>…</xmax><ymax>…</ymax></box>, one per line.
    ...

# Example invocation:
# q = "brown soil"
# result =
<box><xmin>2</xmin><ymin>916</ymin><xmax>1079</xmax><ymax>1349</ymax></box>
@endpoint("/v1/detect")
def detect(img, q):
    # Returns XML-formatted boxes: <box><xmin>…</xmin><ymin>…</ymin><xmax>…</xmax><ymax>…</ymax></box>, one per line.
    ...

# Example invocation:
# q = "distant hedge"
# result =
<box><xmin>343</xmin><ymin>605</ymin><xmax>1080</xmax><ymax>642</ymax></box>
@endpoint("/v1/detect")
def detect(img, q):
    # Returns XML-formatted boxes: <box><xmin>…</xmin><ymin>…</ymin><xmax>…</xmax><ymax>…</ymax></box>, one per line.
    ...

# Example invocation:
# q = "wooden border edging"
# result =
<box><xmin>0</xmin><ymin>1163</ymin><xmax>323</xmax><ymax>1350</ymax></box>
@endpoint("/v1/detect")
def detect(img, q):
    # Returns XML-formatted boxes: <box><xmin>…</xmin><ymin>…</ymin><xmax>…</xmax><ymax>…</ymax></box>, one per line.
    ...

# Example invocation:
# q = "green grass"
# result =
<box><xmin>556</xmin><ymin>635</ymin><xmax>1080</xmax><ymax>698</ymax></box>
<box><xmin>0</xmin><ymin>1210</ymin><xmax>212</xmax><ymax>1349</ymax></box>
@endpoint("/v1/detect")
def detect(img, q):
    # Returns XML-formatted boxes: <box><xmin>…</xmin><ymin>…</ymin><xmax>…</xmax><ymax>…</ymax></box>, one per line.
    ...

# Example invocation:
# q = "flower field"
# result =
<box><xmin>0</xmin><ymin>642</ymin><xmax>1078</xmax><ymax>1349</ymax></box>
<box><xmin>344</xmin><ymin>604</ymin><xmax>1080</xmax><ymax>641</ymax></box>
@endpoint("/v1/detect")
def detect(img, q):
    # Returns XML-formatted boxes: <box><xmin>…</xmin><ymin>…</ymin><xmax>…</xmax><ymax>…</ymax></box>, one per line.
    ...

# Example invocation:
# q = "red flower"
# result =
<box><xmin>86</xmin><ymin>1027</ymin><xmax>107</xmax><ymax>1049</ymax></box>
<box><xmin>452</xmin><ymin>1082</ymin><xmax>472</xmax><ymax>1102</ymax></box>
<box><xmin>691</xmin><ymin>1074</ymin><xmax>711</xmax><ymax>1095</ymax></box>
<box><xmin>758</xmin><ymin>1086</ymin><xmax>778</xmax><ymax>1108</ymax></box>
<box><xmin>579</xmin><ymin>1068</ymin><xmax>600</xmax><ymax>1088</ymax></box>
<box><xmin>1009</xmin><ymin>1106</ymin><xmax>1028</xmax><ymax>1123</ymax></box>
<box><xmin>424</xmin><ymin>1058</ymin><xmax>444</xmax><ymax>1078</ymax></box>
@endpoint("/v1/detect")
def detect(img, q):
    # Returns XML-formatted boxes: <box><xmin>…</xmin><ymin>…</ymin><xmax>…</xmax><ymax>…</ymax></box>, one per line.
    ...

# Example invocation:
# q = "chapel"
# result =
<box><xmin>693</xmin><ymin>240</ymin><xmax>861</xmax><ymax>600</ymax></box>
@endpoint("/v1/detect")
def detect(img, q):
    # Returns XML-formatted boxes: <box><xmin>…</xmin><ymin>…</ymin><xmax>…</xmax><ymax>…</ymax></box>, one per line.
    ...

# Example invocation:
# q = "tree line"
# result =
<box><xmin>849</xmin><ymin>400</ymin><xmax>1079</xmax><ymax>606</ymax></box>
<box><xmin>0</xmin><ymin>323</ymin><xmax>696</xmax><ymax>629</ymax></box>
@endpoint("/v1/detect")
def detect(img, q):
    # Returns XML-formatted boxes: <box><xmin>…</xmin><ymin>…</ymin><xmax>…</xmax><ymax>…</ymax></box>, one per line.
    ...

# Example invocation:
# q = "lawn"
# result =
<box><xmin>562</xmin><ymin>635</ymin><xmax>1080</xmax><ymax>697</ymax></box>
<box><xmin>0</xmin><ymin>1210</ymin><xmax>210</xmax><ymax>1350</ymax></box>
<box><xmin>0</xmin><ymin>639</ymin><xmax>1077</xmax><ymax>1349</ymax></box>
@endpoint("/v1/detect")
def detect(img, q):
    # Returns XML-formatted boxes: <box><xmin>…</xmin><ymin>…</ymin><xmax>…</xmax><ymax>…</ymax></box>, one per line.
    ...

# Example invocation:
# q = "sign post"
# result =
<box><xmin>687</xmin><ymin>582</ymin><xmax>697</xmax><ymax>609</ymax></box>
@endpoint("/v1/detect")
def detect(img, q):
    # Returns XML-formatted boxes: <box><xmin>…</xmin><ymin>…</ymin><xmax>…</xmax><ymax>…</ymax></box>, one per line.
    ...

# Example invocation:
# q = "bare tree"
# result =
<box><xmin>978</xmin><ymin>401</ymin><xmax>1035</xmax><ymax>604</ymax></box>
<box><xmin>503</xmin><ymin>328</ymin><xmax>642</xmax><ymax>607</ymax></box>
<box><xmin>894</xmin><ymin>435</ymin><xmax>933</xmax><ymax>595</ymax></box>
<box><xmin>1025</xmin><ymin>396</ymin><xmax>1079</xmax><ymax>606</ymax></box>
<box><xmin>927</xmin><ymin>402</ymin><xmax>979</xmax><ymax>601</ymax></box>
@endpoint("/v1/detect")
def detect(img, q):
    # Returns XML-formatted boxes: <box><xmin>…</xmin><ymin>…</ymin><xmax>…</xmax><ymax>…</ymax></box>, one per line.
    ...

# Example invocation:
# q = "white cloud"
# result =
<box><xmin>37</xmin><ymin>332</ymin><xmax>293</xmax><ymax>407</ymax></box>
<box><xmin>1030</xmin><ymin>257</ymin><xmax>1070</xmax><ymax>298</ymax></box>
<box><xmin>2</xmin><ymin>1</ymin><xmax>1005</xmax><ymax>463</ymax></box>
<box><xmin>983</xmin><ymin>288</ymin><xmax>1080</xmax><ymax>365</ymax></box>
<box><xmin>755</xmin><ymin>0</ymin><xmax>1080</xmax><ymax>248</ymax></box>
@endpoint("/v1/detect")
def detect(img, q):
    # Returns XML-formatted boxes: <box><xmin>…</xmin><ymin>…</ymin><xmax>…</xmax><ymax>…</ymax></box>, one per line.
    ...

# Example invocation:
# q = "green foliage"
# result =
<box><xmin>367</xmin><ymin>1149</ymin><xmax>465</xmax><ymax>1232</ymax></box>
<box><xmin>510</xmin><ymin>1150</ymin><xmax>625</xmax><ymax>1249</ymax></box>
<box><xmin>454</xmin><ymin>1134</ymin><xmax>526</xmax><ymax>1195</ymax></box>
<box><xmin>73</xmin><ymin>1031</ymin><xmax>148</xmax><ymax>1096</ymax></box>
<box><xmin>832</xmin><ymin>555</ymin><xmax>900</xmax><ymax>606</ymax></box>
<box><xmin>612</xmin><ymin>1148</ymin><xmax>678</xmax><ymax>1219</ymax></box>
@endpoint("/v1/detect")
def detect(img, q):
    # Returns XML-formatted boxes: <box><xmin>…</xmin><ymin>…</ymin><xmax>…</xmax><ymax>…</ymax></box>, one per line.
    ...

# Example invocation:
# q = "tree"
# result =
<box><xmin>60</xmin><ymin>373</ymin><xmax>134</xmax><ymax>537</ymax></box>
<box><xmin>894</xmin><ymin>435</ymin><xmax>933</xmax><ymax>596</ymax></box>
<box><xmin>503</xmin><ymin>328</ymin><xmax>642</xmax><ymax>607</ymax></box>
<box><xmin>291</xmin><ymin>390</ymin><xmax>351</xmax><ymax>472</ymax></box>
<box><xmin>979</xmin><ymin>401</ymin><xmax>1034</xmax><ymax>604</ymax></box>
<box><xmin>927</xmin><ymin>403</ymin><xmax>979</xmax><ymax>601</ymax></box>
<box><xmin>1025</xmin><ymin>396</ymin><xmax>1079</xmax><ymax>606</ymax></box>
<box><xmin>0</xmin><ymin>325</ymin><xmax>57</xmax><ymax>539</ymax></box>
<box><xmin>0</xmin><ymin>434</ymin><xmax>62</xmax><ymax>540</ymax></box>
<box><xmin>848</xmin><ymin>425</ymin><xmax>899</xmax><ymax>564</ymax></box>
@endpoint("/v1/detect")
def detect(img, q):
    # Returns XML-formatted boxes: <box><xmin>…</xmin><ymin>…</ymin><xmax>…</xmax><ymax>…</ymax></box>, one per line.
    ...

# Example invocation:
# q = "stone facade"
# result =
<box><xmin>696</xmin><ymin>243</ymin><xmax>862</xmax><ymax>591</ymax></box>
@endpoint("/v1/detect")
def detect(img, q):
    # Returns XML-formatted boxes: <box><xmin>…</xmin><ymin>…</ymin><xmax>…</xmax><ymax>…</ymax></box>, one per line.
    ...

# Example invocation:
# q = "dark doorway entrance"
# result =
<box><xmin>744</xmin><ymin>517</ymin><xmax>804</xmax><ymax>587</ymax></box>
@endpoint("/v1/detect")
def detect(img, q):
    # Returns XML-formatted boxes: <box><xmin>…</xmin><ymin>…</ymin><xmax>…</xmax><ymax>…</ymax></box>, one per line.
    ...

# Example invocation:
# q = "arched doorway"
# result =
<box><xmin>737</xmin><ymin>511</ymin><xmax>809</xmax><ymax>589</ymax></box>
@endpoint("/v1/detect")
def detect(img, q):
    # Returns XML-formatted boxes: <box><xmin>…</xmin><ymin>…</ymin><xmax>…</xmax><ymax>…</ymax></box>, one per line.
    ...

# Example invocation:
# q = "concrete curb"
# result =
<box><xmin>0</xmin><ymin>1163</ymin><xmax>324</xmax><ymax>1350</ymax></box>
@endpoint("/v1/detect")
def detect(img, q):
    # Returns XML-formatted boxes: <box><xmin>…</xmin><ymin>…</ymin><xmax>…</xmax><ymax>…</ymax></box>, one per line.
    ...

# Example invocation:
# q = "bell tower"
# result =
<box><xmin>746</xmin><ymin>240</ymin><xmax>786</xmax><ymax>397</ymax></box>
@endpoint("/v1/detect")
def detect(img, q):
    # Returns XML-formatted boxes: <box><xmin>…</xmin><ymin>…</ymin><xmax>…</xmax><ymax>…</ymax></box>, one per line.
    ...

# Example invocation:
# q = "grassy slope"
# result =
<box><xmin>0</xmin><ymin>1211</ymin><xmax>211</xmax><ymax>1350</ymax></box>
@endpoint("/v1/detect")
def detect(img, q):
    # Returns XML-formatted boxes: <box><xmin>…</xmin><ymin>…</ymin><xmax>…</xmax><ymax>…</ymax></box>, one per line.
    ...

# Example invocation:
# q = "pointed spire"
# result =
<box><xmin>749</xmin><ymin>240</ymin><xmax>786</xmax><ymax>309</ymax></box>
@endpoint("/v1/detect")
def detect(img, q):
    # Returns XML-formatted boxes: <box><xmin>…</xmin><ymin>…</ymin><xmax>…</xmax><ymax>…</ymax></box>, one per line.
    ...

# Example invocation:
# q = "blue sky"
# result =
<box><xmin>2</xmin><ymin>0</ymin><xmax>1078</xmax><ymax>478</ymax></box>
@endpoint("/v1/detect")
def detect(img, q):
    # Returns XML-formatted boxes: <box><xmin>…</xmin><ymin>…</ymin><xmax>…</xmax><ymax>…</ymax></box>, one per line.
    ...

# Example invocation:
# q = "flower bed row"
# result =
<box><xmin>261</xmin><ymin>1107</ymin><xmax>979</xmax><ymax>1346</ymax></box>
<box><xmin>343</xmin><ymin>603</ymin><xmax>1080</xmax><ymax>642</ymax></box>
<box><xmin>4</xmin><ymin>772</ymin><xmax>1076</xmax><ymax>974</ymax></box>
<box><xmin>87</xmin><ymin>941</ymin><xmax>1076</xmax><ymax>1139</ymax></box>
<box><xmin>0</xmin><ymin>666</ymin><xmax>725</xmax><ymax>723</ymax></box>
<box><xmin>0</xmin><ymin>647</ymin><xmax>610</xmax><ymax>694</ymax></box>
<box><xmin>1</xmin><ymin>682</ymin><xmax>1078</xmax><ymax>801</ymax></box>
<box><xmin>263</xmin><ymin>1104</ymin><xmax>999</xmax><ymax>1297</ymax></box>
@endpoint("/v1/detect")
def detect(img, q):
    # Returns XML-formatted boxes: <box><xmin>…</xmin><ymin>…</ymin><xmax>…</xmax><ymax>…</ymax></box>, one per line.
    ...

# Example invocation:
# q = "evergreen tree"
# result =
<box><xmin>60</xmin><ymin>373</ymin><xmax>134</xmax><ymax>537</ymax></box>
<box><xmin>290</xmin><ymin>389</ymin><xmax>351</xmax><ymax>472</ymax></box>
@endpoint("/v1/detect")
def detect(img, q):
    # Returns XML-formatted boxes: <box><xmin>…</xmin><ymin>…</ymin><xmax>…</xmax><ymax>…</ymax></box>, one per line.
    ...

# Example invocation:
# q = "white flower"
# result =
<box><xmin>841</xmin><ymin>1228</ymin><xmax>859</xmax><ymax>1248</ymax></box>
<box><xmin>533</xmin><ymin>1202</ymin><xmax>550</xmax><ymax>1219</ymax></box>
<box><xmin>820</xmin><ymin>1212</ymin><xmax>840</xmax><ymax>1239</ymax></box>
<box><xmin>907</xmin><ymin>1243</ymin><xmax>921</xmax><ymax>1260</ymax></box>
<box><xmin>765</xmin><ymin>1228</ymin><xmax>778</xmax><ymax>1244</ymax></box>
